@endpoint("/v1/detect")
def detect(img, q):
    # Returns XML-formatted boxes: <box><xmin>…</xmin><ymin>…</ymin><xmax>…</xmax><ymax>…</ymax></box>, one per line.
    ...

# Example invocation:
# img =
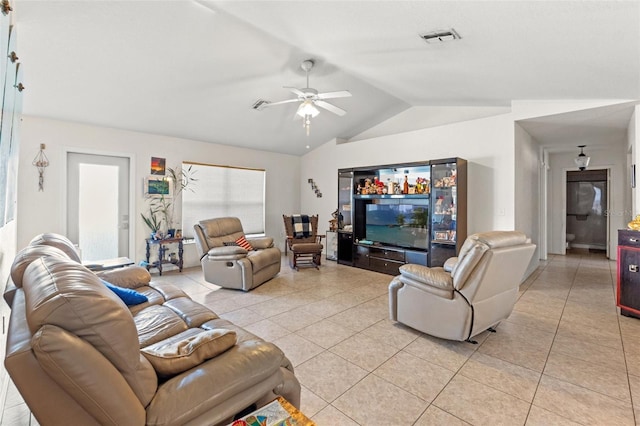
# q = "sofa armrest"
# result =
<box><xmin>399</xmin><ymin>264</ymin><xmax>453</xmax><ymax>291</ymax></box>
<box><xmin>247</xmin><ymin>237</ymin><xmax>274</xmax><ymax>250</ymax></box>
<box><xmin>96</xmin><ymin>266</ymin><xmax>151</xmax><ymax>289</ymax></box>
<box><xmin>4</xmin><ymin>279</ymin><xmax>18</xmax><ymax>307</ymax></box>
<box><xmin>443</xmin><ymin>257</ymin><xmax>458</xmax><ymax>273</ymax></box>
<box><xmin>31</xmin><ymin>324</ymin><xmax>148</xmax><ymax>425</ymax></box>
<box><xmin>207</xmin><ymin>246</ymin><xmax>248</xmax><ymax>260</ymax></box>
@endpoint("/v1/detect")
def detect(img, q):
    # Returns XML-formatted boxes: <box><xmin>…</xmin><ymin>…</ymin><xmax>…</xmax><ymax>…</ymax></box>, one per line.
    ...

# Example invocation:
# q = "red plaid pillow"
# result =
<box><xmin>235</xmin><ymin>236</ymin><xmax>253</xmax><ymax>251</ymax></box>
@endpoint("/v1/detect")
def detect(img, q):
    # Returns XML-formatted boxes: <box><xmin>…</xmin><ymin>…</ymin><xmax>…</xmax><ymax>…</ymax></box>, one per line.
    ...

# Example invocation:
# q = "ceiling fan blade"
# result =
<box><xmin>315</xmin><ymin>100</ymin><xmax>347</xmax><ymax>116</ymax></box>
<box><xmin>283</xmin><ymin>86</ymin><xmax>305</xmax><ymax>98</ymax></box>
<box><xmin>316</xmin><ymin>90</ymin><xmax>352</xmax><ymax>100</ymax></box>
<box><xmin>263</xmin><ymin>98</ymin><xmax>300</xmax><ymax>107</ymax></box>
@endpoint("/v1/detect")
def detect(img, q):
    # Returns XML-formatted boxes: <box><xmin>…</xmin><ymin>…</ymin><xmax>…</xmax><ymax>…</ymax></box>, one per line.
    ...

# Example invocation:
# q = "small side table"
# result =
<box><xmin>145</xmin><ymin>237</ymin><xmax>184</xmax><ymax>276</ymax></box>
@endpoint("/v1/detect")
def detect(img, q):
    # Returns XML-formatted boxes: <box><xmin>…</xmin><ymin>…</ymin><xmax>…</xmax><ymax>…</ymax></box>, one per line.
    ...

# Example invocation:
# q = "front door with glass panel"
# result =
<box><xmin>67</xmin><ymin>152</ymin><xmax>130</xmax><ymax>261</ymax></box>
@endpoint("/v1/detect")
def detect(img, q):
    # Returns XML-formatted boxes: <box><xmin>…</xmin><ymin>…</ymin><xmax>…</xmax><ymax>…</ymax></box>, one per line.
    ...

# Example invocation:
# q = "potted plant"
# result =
<box><xmin>141</xmin><ymin>207</ymin><xmax>163</xmax><ymax>240</ymax></box>
<box><xmin>160</xmin><ymin>165</ymin><xmax>197</xmax><ymax>236</ymax></box>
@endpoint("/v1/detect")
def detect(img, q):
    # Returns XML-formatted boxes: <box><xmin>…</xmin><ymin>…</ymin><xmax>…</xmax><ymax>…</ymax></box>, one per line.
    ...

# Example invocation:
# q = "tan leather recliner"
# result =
<box><xmin>193</xmin><ymin>217</ymin><xmax>281</xmax><ymax>291</ymax></box>
<box><xmin>5</xmin><ymin>233</ymin><xmax>300</xmax><ymax>426</ymax></box>
<box><xmin>389</xmin><ymin>231</ymin><xmax>536</xmax><ymax>342</ymax></box>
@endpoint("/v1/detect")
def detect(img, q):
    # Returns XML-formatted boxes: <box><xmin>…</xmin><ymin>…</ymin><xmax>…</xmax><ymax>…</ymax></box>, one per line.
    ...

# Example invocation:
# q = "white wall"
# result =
<box><xmin>547</xmin><ymin>146</ymin><xmax>627</xmax><ymax>258</ymax></box>
<box><xmin>514</xmin><ymin>123</ymin><xmax>541</xmax><ymax>274</ymax></box>
<box><xmin>630</xmin><ymin>106</ymin><xmax>639</xmax><ymax>217</ymax></box>
<box><xmin>0</xmin><ymin>220</ymin><xmax>17</xmax><ymax>288</ymax></box>
<box><xmin>18</xmin><ymin>116</ymin><xmax>300</xmax><ymax>267</ymax></box>
<box><xmin>301</xmin><ymin>113</ymin><xmax>517</xmax><ymax>237</ymax></box>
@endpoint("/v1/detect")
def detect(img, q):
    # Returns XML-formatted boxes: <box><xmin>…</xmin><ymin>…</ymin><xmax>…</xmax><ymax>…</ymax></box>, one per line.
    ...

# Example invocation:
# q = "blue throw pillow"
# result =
<box><xmin>100</xmin><ymin>279</ymin><xmax>148</xmax><ymax>306</ymax></box>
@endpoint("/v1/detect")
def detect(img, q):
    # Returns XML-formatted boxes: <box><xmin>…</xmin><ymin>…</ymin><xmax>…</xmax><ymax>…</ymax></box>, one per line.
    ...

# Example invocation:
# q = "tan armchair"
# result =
<box><xmin>194</xmin><ymin>217</ymin><xmax>281</xmax><ymax>291</ymax></box>
<box><xmin>389</xmin><ymin>231</ymin><xmax>535</xmax><ymax>343</ymax></box>
<box><xmin>283</xmin><ymin>214</ymin><xmax>324</xmax><ymax>269</ymax></box>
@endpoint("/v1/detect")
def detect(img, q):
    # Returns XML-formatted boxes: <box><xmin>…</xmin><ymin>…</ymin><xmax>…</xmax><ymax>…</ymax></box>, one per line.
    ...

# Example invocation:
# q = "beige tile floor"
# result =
<box><xmin>2</xmin><ymin>252</ymin><xmax>639</xmax><ymax>425</ymax></box>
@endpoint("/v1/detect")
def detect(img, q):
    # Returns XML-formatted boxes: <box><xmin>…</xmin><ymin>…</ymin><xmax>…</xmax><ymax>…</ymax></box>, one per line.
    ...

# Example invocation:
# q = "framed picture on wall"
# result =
<box><xmin>151</xmin><ymin>157</ymin><xmax>166</xmax><ymax>175</ymax></box>
<box><xmin>144</xmin><ymin>176</ymin><xmax>173</xmax><ymax>197</ymax></box>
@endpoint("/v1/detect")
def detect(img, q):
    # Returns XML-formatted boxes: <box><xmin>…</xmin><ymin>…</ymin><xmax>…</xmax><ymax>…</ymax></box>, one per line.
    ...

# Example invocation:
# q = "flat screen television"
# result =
<box><xmin>365</xmin><ymin>204</ymin><xmax>428</xmax><ymax>249</ymax></box>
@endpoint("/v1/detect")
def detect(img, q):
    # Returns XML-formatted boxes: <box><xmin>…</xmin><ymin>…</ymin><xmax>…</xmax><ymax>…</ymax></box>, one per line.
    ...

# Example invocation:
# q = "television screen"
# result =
<box><xmin>365</xmin><ymin>204</ymin><xmax>428</xmax><ymax>249</ymax></box>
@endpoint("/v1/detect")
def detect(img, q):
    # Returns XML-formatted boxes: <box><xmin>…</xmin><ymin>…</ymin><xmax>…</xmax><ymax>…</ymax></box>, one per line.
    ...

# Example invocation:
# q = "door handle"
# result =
<box><xmin>630</xmin><ymin>265</ymin><xmax>638</xmax><ymax>273</ymax></box>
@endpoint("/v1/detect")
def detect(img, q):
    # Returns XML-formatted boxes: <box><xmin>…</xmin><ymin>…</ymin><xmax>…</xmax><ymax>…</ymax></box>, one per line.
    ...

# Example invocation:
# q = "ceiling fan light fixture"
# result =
<box><xmin>574</xmin><ymin>145</ymin><xmax>590</xmax><ymax>171</ymax></box>
<box><xmin>296</xmin><ymin>99</ymin><xmax>320</xmax><ymax>118</ymax></box>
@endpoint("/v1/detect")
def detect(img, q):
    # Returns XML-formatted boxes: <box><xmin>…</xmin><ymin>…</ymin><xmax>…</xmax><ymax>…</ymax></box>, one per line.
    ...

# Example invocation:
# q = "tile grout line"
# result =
<box><xmin>522</xmin><ymin>254</ymin><xmax>579</xmax><ymax>425</ymax></box>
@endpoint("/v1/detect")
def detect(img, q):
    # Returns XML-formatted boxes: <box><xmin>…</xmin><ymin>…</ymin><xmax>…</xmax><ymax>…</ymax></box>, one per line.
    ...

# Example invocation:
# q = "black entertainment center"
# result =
<box><xmin>337</xmin><ymin>158</ymin><xmax>467</xmax><ymax>275</ymax></box>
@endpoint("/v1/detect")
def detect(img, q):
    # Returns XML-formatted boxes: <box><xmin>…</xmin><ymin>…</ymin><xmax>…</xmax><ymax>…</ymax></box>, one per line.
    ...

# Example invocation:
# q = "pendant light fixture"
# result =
<box><xmin>574</xmin><ymin>145</ymin><xmax>590</xmax><ymax>171</ymax></box>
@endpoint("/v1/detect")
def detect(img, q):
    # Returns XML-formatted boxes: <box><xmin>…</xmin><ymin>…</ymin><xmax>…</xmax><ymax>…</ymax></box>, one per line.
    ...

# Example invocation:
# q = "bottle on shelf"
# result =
<box><xmin>403</xmin><ymin>175</ymin><xmax>409</xmax><ymax>194</ymax></box>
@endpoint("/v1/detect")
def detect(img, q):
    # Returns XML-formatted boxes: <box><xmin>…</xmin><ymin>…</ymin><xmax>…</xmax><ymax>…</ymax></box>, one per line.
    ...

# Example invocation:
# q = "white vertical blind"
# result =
<box><xmin>182</xmin><ymin>163</ymin><xmax>265</xmax><ymax>238</ymax></box>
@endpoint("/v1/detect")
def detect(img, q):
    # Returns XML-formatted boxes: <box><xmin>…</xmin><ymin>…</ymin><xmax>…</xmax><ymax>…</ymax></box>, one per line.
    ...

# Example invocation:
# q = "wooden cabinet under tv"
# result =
<box><xmin>338</xmin><ymin>158</ymin><xmax>466</xmax><ymax>275</ymax></box>
<box><xmin>354</xmin><ymin>244</ymin><xmax>428</xmax><ymax>275</ymax></box>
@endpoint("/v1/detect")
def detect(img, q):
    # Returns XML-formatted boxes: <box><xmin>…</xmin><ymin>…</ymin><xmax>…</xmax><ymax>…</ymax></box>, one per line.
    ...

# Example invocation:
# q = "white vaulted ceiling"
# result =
<box><xmin>14</xmin><ymin>0</ymin><xmax>640</xmax><ymax>155</ymax></box>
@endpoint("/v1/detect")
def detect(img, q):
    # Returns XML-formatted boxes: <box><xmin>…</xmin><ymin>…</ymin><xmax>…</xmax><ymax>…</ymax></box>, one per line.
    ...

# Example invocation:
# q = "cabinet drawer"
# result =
<box><xmin>369</xmin><ymin>247</ymin><xmax>404</xmax><ymax>262</ymax></box>
<box><xmin>354</xmin><ymin>246</ymin><xmax>370</xmax><ymax>268</ymax></box>
<box><xmin>619</xmin><ymin>230</ymin><xmax>640</xmax><ymax>248</ymax></box>
<box><xmin>619</xmin><ymin>247</ymin><xmax>640</xmax><ymax>311</ymax></box>
<box><xmin>370</xmin><ymin>257</ymin><xmax>403</xmax><ymax>275</ymax></box>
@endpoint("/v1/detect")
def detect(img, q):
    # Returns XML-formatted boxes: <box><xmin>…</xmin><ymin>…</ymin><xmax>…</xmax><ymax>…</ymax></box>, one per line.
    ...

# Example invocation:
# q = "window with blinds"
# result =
<box><xmin>181</xmin><ymin>163</ymin><xmax>265</xmax><ymax>238</ymax></box>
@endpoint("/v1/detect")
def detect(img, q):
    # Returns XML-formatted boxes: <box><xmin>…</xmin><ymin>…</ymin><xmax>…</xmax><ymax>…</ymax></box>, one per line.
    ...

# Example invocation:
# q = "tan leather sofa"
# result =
<box><xmin>193</xmin><ymin>217</ymin><xmax>281</xmax><ymax>291</ymax></box>
<box><xmin>389</xmin><ymin>231</ymin><xmax>536</xmax><ymax>342</ymax></box>
<box><xmin>5</xmin><ymin>233</ymin><xmax>300</xmax><ymax>426</ymax></box>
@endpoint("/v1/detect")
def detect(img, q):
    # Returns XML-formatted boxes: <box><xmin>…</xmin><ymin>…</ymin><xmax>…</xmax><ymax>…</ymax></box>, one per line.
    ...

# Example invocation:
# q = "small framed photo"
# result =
<box><xmin>144</xmin><ymin>176</ymin><xmax>173</xmax><ymax>197</ymax></box>
<box><xmin>435</xmin><ymin>231</ymin><xmax>448</xmax><ymax>240</ymax></box>
<box><xmin>151</xmin><ymin>157</ymin><xmax>166</xmax><ymax>175</ymax></box>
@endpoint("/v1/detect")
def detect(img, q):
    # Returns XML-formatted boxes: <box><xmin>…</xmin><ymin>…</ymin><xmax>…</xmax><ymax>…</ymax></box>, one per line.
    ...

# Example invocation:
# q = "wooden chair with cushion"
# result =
<box><xmin>282</xmin><ymin>214</ymin><xmax>324</xmax><ymax>270</ymax></box>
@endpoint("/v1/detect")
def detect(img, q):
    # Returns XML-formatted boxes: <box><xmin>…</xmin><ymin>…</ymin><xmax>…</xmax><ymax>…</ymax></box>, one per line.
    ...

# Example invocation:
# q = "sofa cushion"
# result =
<box><xmin>101</xmin><ymin>279</ymin><xmax>148</xmax><ymax>306</ymax></box>
<box><xmin>147</xmin><ymin>281</ymin><xmax>189</xmax><ymax>301</ymax></box>
<box><xmin>198</xmin><ymin>217</ymin><xmax>245</xmax><ymax>249</ymax></box>
<box><xmin>142</xmin><ymin>328</ymin><xmax>237</xmax><ymax>377</ymax></box>
<box><xmin>146</xmin><ymin>339</ymin><xmax>286</xmax><ymax>426</ymax></box>
<box><xmin>28</xmin><ymin>233</ymin><xmax>81</xmax><ymax>263</ymax></box>
<box><xmin>451</xmin><ymin>237</ymin><xmax>489</xmax><ymax>290</ymax></box>
<box><xmin>11</xmin><ymin>245</ymin><xmax>71</xmax><ymax>288</ymax></box>
<box><xmin>163</xmin><ymin>297</ymin><xmax>219</xmax><ymax>328</ymax></box>
<box><xmin>23</xmin><ymin>257</ymin><xmax>157</xmax><ymax>407</ymax></box>
<box><xmin>135</xmin><ymin>305</ymin><xmax>189</xmax><ymax>348</ymax></box>
<box><xmin>475</xmin><ymin>230</ymin><xmax>528</xmax><ymax>249</ymax></box>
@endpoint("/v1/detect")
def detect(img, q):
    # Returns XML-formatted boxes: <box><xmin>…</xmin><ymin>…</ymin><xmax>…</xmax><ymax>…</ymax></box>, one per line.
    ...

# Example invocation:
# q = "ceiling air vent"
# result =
<box><xmin>419</xmin><ymin>28</ymin><xmax>461</xmax><ymax>44</ymax></box>
<box><xmin>252</xmin><ymin>99</ymin><xmax>270</xmax><ymax>111</ymax></box>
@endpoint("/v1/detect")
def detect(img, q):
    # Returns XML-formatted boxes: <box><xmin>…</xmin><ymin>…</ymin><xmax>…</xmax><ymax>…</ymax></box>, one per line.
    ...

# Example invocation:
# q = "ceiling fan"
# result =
<box><xmin>258</xmin><ymin>59</ymin><xmax>352</xmax><ymax>134</ymax></box>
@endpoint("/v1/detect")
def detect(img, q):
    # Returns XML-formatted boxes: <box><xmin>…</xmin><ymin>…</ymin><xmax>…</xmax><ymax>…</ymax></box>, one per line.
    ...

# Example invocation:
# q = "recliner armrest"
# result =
<box><xmin>399</xmin><ymin>264</ymin><xmax>453</xmax><ymax>291</ymax></box>
<box><xmin>207</xmin><ymin>246</ymin><xmax>248</xmax><ymax>260</ymax></box>
<box><xmin>247</xmin><ymin>237</ymin><xmax>274</xmax><ymax>250</ymax></box>
<box><xmin>443</xmin><ymin>257</ymin><xmax>458</xmax><ymax>273</ymax></box>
